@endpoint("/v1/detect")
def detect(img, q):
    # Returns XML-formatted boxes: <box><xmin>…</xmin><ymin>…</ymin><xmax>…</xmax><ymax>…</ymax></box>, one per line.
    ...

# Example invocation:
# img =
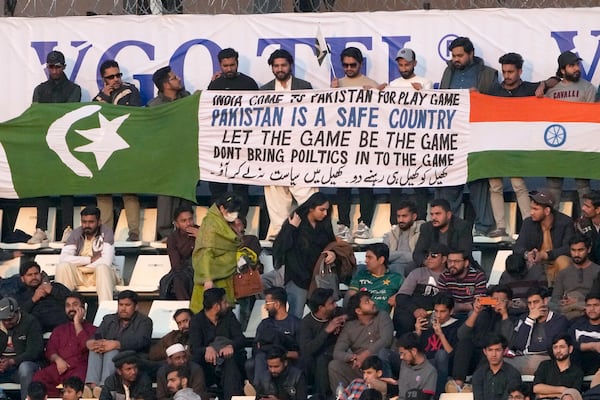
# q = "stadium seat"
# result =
<box><xmin>115</xmin><ymin>254</ymin><xmax>171</xmax><ymax>293</ymax></box>
<box><xmin>243</xmin><ymin>299</ymin><xmax>267</xmax><ymax>339</ymax></box>
<box><xmin>93</xmin><ymin>300</ymin><xmax>118</xmax><ymax>326</ymax></box>
<box><xmin>0</xmin><ymin>256</ymin><xmax>21</xmax><ymax>278</ymax></box>
<box><xmin>148</xmin><ymin>300</ymin><xmax>190</xmax><ymax>339</ymax></box>
<box><xmin>474</xmin><ymin>202</ymin><xmax>517</xmax><ymax>244</ymax></box>
<box><xmin>487</xmin><ymin>250</ymin><xmax>512</xmax><ymax>287</ymax></box>
<box><xmin>77</xmin><ymin>255</ymin><xmax>125</xmax><ymax>293</ymax></box>
<box><xmin>34</xmin><ymin>253</ymin><xmax>61</xmax><ymax>277</ymax></box>
<box><xmin>0</xmin><ymin>206</ymin><xmax>56</xmax><ymax>250</ymax></box>
<box><xmin>49</xmin><ymin>206</ymin><xmax>85</xmax><ymax>249</ymax></box>
<box><xmin>439</xmin><ymin>393</ymin><xmax>474</xmax><ymax>400</ymax></box>
<box><xmin>114</xmin><ymin>208</ymin><xmax>157</xmax><ymax>248</ymax></box>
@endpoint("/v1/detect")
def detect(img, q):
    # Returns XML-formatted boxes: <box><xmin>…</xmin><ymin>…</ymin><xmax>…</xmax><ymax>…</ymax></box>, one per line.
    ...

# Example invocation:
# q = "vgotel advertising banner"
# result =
<box><xmin>198</xmin><ymin>88</ymin><xmax>469</xmax><ymax>188</ymax></box>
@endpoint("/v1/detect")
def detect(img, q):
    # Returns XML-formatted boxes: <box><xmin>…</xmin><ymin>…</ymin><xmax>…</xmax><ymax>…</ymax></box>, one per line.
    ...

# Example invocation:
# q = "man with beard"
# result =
<box><xmin>156</xmin><ymin>344</ymin><xmax>207</xmax><ymax>400</ymax></box>
<box><xmin>569</xmin><ymin>294</ymin><xmax>600</xmax><ymax>375</ymax></box>
<box><xmin>413</xmin><ymin>199</ymin><xmax>474</xmax><ymax>268</ymax></box>
<box><xmin>56</xmin><ymin>206</ymin><xmax>118</xmax><ymax>302</ymax></box>
<box><xmin>328</xmin><ymin>292</ymin><xmax>393</xmax><ymax>392</ymax></box>
<box><xmin>533</xmin><ymin>334</ymin><xmax>583</xmax><ymax>398</ymax></box>
<box><xmin>299</xmin><ymin>288</ymin><xmax>347</xmax><ymax>397</ymax></box>
<box><xmin>551</xmin><ymin>235</ymin><xmax>600</xmax><ymax>319</ymax></box>
<box><xmin>188</xmin><ymin>288</ymin><xmax>246</xmax><ymax>400</ymax></box>
<box><xmin>437</xmin><ymin>36</ymin><xmax>496</xmax><ymax>237</ymax></box>
<box><xmin>513</xmin><ymin>190</ymin><xmax>574</xmax><ymax>286</ymax></box>
<box><xmin>511</xmin><ymin>286</ymin><xmax>569</xmax><ymax>375</ymax></box>
<box><xmin>166</xmin><ymin>365</ymin><xmax>201</xmax><ymax>400</ymax></box>
<box><xmin>260</xmin><ymin>49</ymin><xmax>316</xmax><ymax>241</ymax></box>
<box><xmin>206</xmin><ymin>48</ymin><xmax>258</xmax><ymax>215</ymax></box>
<box><xmin>29</xmin><ymin>50</ymin><xmax>81</xmax><ymax>245</ymax></box>
<box><xmin>250</xmin><ymin>287</ymin><xmax>301</xmax><ymax>386</ymax></box>
<box><xmin>16</xmin><ymin>261</ymin><xmax>71</xmax><ymax>332</ymax></box>
<box><xmin>545</xmin><ymin>51</ymin><xmax>597</xmax><ymax>208</ymax></box>
<box><xmin>254</xmin><ymin>346</ymin><xmax>307</xmax><ymax>400</ymax></box>
<box><xmin>99</xmin><ymin>351</ymin><xmax>154</xmax><ymax>400</ymax></box>
<box><xmin>32</xmin><ymin>293</ymin><xmax>96</xmax><ymax>397</ymax></box>
<box><xmin>396</xmin><ymin>332</ymin><xmax>437</xmax><ymax>400</ymax></box>
<box><xmin>438</xmin><ymin>249</ymin><xmax>487</xmax><ymax>315</ymax></box>
<box><xmin>85</xmin><ymin>290</ymin><xmax>152</xmax><ymax>394</ymax></box>
<box><xmin>577</xmin><ymin>191</ymin><xmax>600</xmax><ymax>264</ymax></box>
<box><xmin>383</xmin><ymin>200</ymin><xmax>425</xmax><ymax>276</ymax></box>
<box><xmin>331</xmin><ymin>47</ymin><xmax>385</xmax><ymax>242</ymax></box>
<box><xmin>149</xmin><ymin>308</ymin><xmax>194</xmax><ymax>361</ymax></box>
<box><xmin>148</xmin><ymin>68</ymin><xmax>195</xmax><ymax>244</ymax></box>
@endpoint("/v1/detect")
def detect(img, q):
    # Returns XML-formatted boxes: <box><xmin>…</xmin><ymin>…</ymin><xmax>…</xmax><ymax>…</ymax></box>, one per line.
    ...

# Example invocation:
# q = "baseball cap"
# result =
<box><xmin>530</xmin><ymin>189</ymin><xmax>555</xmax><ymax>208</ymax></box>
<box><xmin>0</xmin><ymin>297</ymin><xmax>18</xmax><ymax>320</ymax></box>
<box><xmin>558</xmin><ymin>51</ymin><xmax>582</xmax><ymax>69</ymax></box>
<box><xmin>395</xmin><ymin>48</ymin><xmax>416</xmax><ymax>62</ymax></box>
<box><xmin>112</xmin><ymin>350</ymin><xmax>138</xmax><ymax>368</ymax></box>
<box><xmin>46</xmin><ymin>50</ymin><xmax>66</xmax><ymax>66</ymax></box>
<box><xmin>166</xmin><ymin>343</ymin><xmax>186</xmax><ymax>357</ymax></box>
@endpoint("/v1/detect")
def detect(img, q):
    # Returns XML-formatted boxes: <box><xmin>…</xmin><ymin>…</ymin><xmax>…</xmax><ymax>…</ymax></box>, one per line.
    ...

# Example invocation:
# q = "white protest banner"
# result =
<box><xmin>198</xmin><ymin>88</ymin><xmax>470</xmax><ymax>188</ymax></box>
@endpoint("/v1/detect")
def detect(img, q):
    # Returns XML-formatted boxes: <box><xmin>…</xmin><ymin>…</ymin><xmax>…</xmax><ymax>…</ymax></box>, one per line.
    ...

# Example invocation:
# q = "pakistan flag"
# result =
<box><xmin>0</xmin><ymin>94</ymin><xmax>200</xmax><ymax>201</ymax></box>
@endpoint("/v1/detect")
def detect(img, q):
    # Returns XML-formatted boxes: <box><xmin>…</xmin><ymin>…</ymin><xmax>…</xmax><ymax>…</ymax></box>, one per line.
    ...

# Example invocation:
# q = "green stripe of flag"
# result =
<box><xmin>468</xmin><ymin>150</ymin><xmax>600</xmax><ymax>181</ymax></box>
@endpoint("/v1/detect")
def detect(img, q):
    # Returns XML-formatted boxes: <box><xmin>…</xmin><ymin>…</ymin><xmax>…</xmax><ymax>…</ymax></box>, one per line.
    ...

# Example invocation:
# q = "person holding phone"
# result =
<box><xmin>32</xmin><ymin>293</ymin><xmax>96</xmax><ymax>397</ymax></box>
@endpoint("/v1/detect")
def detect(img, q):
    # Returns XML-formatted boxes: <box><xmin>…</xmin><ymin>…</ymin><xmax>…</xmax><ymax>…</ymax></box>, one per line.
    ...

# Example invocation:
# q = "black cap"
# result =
<box><xmin>46</xmin><ymin>51</ymin><xmax>65</xmax><ymax>66</ymax></box>
<box><xmin>112</xmin><ymin>350</ymin><xmax>138</xmax><ymax>368</ymax></box>
<box><xmin>530</xmin><ymin>189</ymin><xmax>555</xmax><ymax>208</ymax></box>
<box><xmin>558</xmin><ymin>51</ymin><xmax>582</xmax><ymax>69</ymax></box>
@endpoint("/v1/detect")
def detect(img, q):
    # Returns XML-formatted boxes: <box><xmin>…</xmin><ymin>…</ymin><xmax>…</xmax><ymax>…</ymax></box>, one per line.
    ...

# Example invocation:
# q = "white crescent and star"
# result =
<box><xmin>46</xmin><ymin>105</ymin><xmax>131</xmax><ymax>177</ymax></box>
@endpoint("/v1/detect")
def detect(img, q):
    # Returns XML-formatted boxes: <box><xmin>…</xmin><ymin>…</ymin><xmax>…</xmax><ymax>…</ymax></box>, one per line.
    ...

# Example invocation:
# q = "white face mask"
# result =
<box><xmin>223</xmin><ymin>211</ymin><xmax>238</xmax><ymax>222</ymax></box>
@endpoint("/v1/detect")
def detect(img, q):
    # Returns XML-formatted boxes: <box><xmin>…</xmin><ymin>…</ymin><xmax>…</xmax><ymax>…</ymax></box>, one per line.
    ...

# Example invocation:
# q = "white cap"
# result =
<box><xmin>166</xmin><ymin>343</ymin><xmax>186</xmax><ymax>357</ymax></box>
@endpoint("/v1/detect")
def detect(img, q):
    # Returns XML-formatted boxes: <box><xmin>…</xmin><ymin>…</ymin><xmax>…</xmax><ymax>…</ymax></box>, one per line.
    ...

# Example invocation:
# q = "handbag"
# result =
<box><xmin>233</xmin><ymin>265</ymin><xmax>263</xmax><ymax>299</ymax></box>
<box><xmin>313</xmin><ymin>257</ymin><xmax>340</xmax><ymax>299</ymax></box>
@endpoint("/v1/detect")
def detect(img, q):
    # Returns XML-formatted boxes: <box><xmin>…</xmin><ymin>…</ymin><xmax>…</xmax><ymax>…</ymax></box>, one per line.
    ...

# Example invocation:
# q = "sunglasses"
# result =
<box><xmin>342</xmin><ymin>62</ymin><xmax>358</xmax><ymax>68</ymax></box>
<box><xmin>103</xmin><ymin>72</ymin><xmax>123</xmax><ymax>80</ymax></box>
<box><xmin>427</xmin><ymin>252</ymin><xmax>440</xmax><ymax>258</ymax></box>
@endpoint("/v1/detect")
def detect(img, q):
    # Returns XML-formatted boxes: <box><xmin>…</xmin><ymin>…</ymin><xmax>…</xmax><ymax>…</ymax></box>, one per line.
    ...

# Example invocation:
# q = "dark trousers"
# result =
<box><xmin>389</xmin><ymin>188</ymin><xmax>429</xmax><ymax>224</ymax></box>
<box><xmin>452</xmin><ymin>337</ymin><xmax>484</xmax><ymax>381</ymax></box>
<box><xmin>36</xmin><ymin>196</ymin><xmax>74</xmax><ymax>232</ymax></box>
<box><xmin>336</xmin><ymin>188</ymin><xmax>375</xmax><ymax>227</ymax></box>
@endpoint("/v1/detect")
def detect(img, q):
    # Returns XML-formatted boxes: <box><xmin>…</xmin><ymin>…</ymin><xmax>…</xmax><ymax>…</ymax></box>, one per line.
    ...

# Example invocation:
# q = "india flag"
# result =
<box><xmin>468</xmin><ymin>92</ymin><xmax>600</xmax><ymax>181</ymax></box>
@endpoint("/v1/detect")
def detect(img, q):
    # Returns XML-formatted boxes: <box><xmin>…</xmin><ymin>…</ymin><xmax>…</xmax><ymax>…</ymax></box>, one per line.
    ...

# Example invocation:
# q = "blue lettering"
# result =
<box><xmin>170</xmin><ymin>39</ymin><xmax>222</xmax><ymax>84</ymax></box>
<box><xmin>550</xmin><ymin>30</ymin><xmax>600</xmax><ymax>81</ymax></box>
<box><xmin>381</xmin><ymin>35</ymin><xmax>411</xmax><ymax>82</ymax></box>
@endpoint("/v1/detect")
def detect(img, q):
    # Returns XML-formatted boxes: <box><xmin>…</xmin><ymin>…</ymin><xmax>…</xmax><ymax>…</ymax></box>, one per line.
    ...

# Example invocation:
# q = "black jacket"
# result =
<box><xmin>513</xmin><ymin>212</ymin><xmax>574</xmax><ymax>260</ymax></box>
<box><xmin>413</xmin><ymin>216</ymin><xmax>473</xmax><ymax>267</ymax></box>
<box><xmin>255</xmin><ymin>364</ymin><xmax>307</xmax><ymax>400</ymax></box>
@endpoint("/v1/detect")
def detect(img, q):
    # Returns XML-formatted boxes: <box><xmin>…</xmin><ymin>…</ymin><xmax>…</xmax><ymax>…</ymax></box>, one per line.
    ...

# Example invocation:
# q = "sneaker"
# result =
<box><xmin>354</xmin><ymin>221</ymin><xmax>372</xmax><ymax>239</ymax></box>
<box><xmin>445</xmin><ymin>379</ymin><xmax>472</xmax><ymax>393</ymax></box>
<box><xmin>487</xmin><ymin>228</ymin><xmax>508</xmax><ymax>238</ymax></box>
<box><xmin>127</xmin><ymin>232</ymin><xmax>139</xmax><ymax>241</ymax></box>
<box><xmin>60</xmin><ymin>226</ymin><xmax>73</xmax><ymax>242</ymax></box>
<box><xmin>336</xmin><ymin>224</ymin><xmax>351</xmax><ymax>242</ymax></box>
<box><xmin>82</xmin><ymin>385</ymin><xmax>93</xmax><ymax>399</ymax></box>
<box><xmin>27</xmin><ymin>228</ymin><xmax>47</xmax><ymax>244</ymax></box>
<box><xmin>93</xmin><ymin>385</ymin><xmax>102</xmax><ymax>398</ymax></box>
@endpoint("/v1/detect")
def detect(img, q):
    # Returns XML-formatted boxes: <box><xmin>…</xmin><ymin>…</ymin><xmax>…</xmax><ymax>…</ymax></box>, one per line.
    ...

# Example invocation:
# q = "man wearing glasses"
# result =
<box><xmin>551</xmin><ymin>234</ymin><xmax>600</xmax><ymax>320</ymax></box>
<box><xmin>506</xmin><ymin>384</ymin><xmax>532</xmax><ymax>400</ymax></box>
<box><xmin>331</xmin><ymin>46</ymin><xmax>385</xmax><ymax>242</ymax></box>
<box><xmin>93</xmin><ymin>59</ymin><xmax>142</xmax><ymax>241</ymax></box>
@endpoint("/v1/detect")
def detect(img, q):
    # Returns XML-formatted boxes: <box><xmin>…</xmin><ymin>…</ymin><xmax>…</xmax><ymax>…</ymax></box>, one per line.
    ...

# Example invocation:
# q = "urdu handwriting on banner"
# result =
<box><xmin>198</xmin><ymin>88</ymin><xmax>469</xmax><ymax>188</ymax></box>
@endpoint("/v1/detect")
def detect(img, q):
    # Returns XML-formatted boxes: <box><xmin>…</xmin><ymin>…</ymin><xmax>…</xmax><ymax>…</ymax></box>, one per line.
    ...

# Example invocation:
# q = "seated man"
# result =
<box><xmin>56</xmin><ymin>206</ymin><xmax>118</xmax><ymax>302</ymax></box>
<box><xmin>33</xmin><ymin>293</ymin><xmax>96</xmax><ymax>397</ymax></box>
<box><xmin>396</xmin><ymin>332</ymin><xmax>437</xmax><ymax>400</ymax></box>
<box><xmin>414</xmin><ymin>295</ymin><xmax>459</xmax><ymax>396</ymax></box>
<box><xmin>393</xmin><ymin>243</ymin><xmax>447</xmax><ymax>337</ymax></box>
<box><xmin>149</xmin><ymin>308</ymin><xmax>193</xmax><ymax>362</ymax></box>
<box><xmin>99</xmin><ymin>351</ymin><xmax>154</xmax><ymax>400</ymax></box>
<box><xmin>507</xmin><ymin>384</ymin><xmax>533</xmax><ymax>400</ymax></box>
<box><xmin>166</xmin><ymin>365</ymin><xmax>201</xmax><ymax>400</ymax></box>
<box><xmin>551</xmin><ymin>234</ymin><xmax>600</xmax><ymax>320</ymax></box>
<box><xmin>569</xmin><ymin>293</ymin><xmax>600</xmax><ymax>375</ymax></box>
<box><xmin>328</xmin><ymin>292</ymin><xmax>393</xmax><ymax>392</ymax></box>
<box><xmin>85</xmin><ymin>290</ymin><xmax>152</xmax><ymax>391</ymax></box>
<box><xmin>511</xmin><ymin>286</ymin><xmax>569</xmax><ymax>375</ymax></box>
<box><xmin>156</xmin><ymin>344</ymin><xmax>207</xmax><ymax>400</ymax></box>
<box><xmin>250</xmin><ymin>287</ymin><xmax>301</xmax><ymax>386</ymax></box>
<box><xmin>299</xmin><ymin>288</ymin><xmax>347</xmax><ymax>398</ymax></box>
<box><xmin>340</xmin><ymin>356</ymin><xmax>396</xmax><ymax>400</ymax></box>
<box><xmin>254</xmin><ymin>346</ymin><xmax>307</xmax><ymax>400</ymax></box>
<box><xmin>15</xmin><ymin>261</ymin><xmax>71</xmax><ymax>332</ymax></box>
<box><xmin>471</xmin><ymin>333</ymin><xmax>521</xmax><ymax>400</ymax></box>
<box><xmin>347</xmin><ymin>243</ymin><xmax>403</xmax><ymax>313</ymax></box>
<box><xmin>382</xmin><ymin>200</ymin><xmax>424</xmax><ymax>276</ymax></box>
<box><xmin>0</xmin><ymin>297</ymin><xmax>43</xmax><ymax>400</ymax></box>
<box><xmin>513</xmin><ymin>190</ymin><xmax>574</xmax><ymax>286</ymax></box>
<box><xmin>188</xmin><ymin>288</ymin><xmax>246</xmax><ymax>400</ymax></box>
<box><xmin>162</xmin><ymin>206</ymin><xmax>197</xmax><ymax>300</ymax></box>
<box><xmin>533</xmin><ymin>334</ymin><xmax>583</xmax><ymax>399</ymax></box>
<box><xmin>438</xmin><ymin>249</ymin><xmax>487</xmax><ymax>317</ymax></box>
<box><xmin>451</xmin><ymin>285</ymin><xmax>515</xmax><ymax>390</ymax></box>
<box><xmin>499</xmin><ymin>254</ymin><xmax>547</xmax><ymax>317</ymax></box>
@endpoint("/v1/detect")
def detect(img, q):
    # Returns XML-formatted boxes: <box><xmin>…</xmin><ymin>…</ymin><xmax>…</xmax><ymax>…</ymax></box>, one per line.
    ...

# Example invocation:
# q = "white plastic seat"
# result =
<box><xmin>77</xmin><ymin>255</ymin><xmax>125</xmax><ymax>293</ymax></box>
<box><xmin>439</xmin><ymin>393</ymin><xmax>474</xmax><ymax>400</ymax></box>
<box><xmin>487</xmin><ymin>250</ymin><xmax>512</xmax><ymax>287</ymax></box>
<box><xmin>0</xmin><ymin>256</ymin><xmax>22</xmax><ymax>278</ymax></box>
<box><xmin>115</xmin><ymin>254</ymin><xmax>171</xmax><ymax>293</ymax></box>
<box><xmin>148</xmin><ymin>300</ymin><xmax>190</xmax><ymax>339</ymax></box>
<box><xmin>93</xmin><ymin>300</ymin><xmax>118</xmax><ymax>326</ymax></box>
<box><xmin>34</xmin><ymin>253</ymin><xmax>61</xmax><ymax>277</ymax></box>
<box><xmin>0</xmin><ymin>206</ymin><xmax>55</xmax><ymax>250</ymax></box>
<box><xmin>243</xmin><ymin>299</ymin><xmax>267</xmax><ymax>339</ymax></box>
<box><xmin>114</xmin><ymin>208</ymin><xmax>157</xmax><ymax>248</ymax></box>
